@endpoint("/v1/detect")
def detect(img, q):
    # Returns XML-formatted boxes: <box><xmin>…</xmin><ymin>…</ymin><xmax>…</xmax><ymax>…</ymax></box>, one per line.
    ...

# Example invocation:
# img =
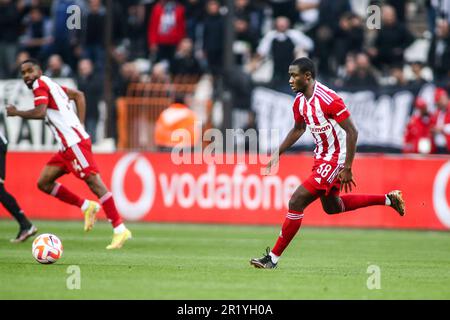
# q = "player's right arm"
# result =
<box><xmin>6</xmin><ymin>104</ymin><xmax>47</xmax><ymax>119</ymax></box>
<box><xmin>6</xmin><ymin>81</ymin><xmax>49</xmax><ymax>119</ymax></box>
<box><xmin>264</xmin><ymin>120</ymin><xmax>306</xmax><ymax>175</ymax></box>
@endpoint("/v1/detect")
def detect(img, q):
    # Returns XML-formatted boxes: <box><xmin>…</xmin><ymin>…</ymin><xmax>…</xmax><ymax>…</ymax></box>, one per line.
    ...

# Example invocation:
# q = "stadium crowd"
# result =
<box><xmin>0</xmin><ymin>0</ymin><xmax>449</xmax><ymax>153</ymax></box>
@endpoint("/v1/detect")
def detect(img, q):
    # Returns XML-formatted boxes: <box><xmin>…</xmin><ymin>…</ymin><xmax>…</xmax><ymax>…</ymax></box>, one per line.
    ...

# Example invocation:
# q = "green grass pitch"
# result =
<box><xmin>1</xmin><ymin>219</ymin><xmax>450</xmax><ymax>299</ymax></box>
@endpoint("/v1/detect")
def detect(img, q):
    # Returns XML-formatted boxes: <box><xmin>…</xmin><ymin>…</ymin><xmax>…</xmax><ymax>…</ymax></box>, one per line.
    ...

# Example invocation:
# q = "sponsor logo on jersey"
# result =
<box><xmin>309</xmin><ymin>123</ymin><xmax>332</xmax><ymax>134</ymax></box>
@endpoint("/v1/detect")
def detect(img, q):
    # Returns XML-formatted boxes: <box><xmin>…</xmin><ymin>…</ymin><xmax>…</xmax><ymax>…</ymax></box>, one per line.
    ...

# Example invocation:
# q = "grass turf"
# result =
<box><xmin>0</xmin><ymin>219</ymin><xmax>450</xmax><ymax>299</ymax></box>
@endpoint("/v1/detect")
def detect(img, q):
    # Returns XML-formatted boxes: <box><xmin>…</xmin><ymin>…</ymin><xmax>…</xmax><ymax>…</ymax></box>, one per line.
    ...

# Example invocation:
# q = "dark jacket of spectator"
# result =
<box><xmin>0</xmin><ymin>0</ymin><xmax>21</xmax><ymax>43</ymax></box>
<box><xmin>373</xmin><ymin>23</ymin><xmax>415</xmax><ymax>68</ymax></box>
<box><xmin>202</xmin><ymin>1</ymin><xmax>225</xmax><ymax>74</ymax></box>
<box><xmin>170</xmin><ymin>46</ymin><xmax>203</xmax><ymax>77</ymax></box>
<box><xmin>428</xmin><ymin>19</ymin><xmax>450</xmax><ymax>81</ymax></box>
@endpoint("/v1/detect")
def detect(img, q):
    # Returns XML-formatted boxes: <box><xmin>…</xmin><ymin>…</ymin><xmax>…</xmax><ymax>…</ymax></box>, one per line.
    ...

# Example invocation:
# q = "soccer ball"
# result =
<box><xmin>32</xmin><ymin>233</ymin><xmax>63</xmax><ymax>264</ymax></box>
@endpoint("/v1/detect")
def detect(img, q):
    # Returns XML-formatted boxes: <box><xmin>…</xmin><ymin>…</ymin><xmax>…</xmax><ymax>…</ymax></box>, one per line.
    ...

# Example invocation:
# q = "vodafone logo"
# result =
<box><xmin>112</xmin><ymin>153</ymin><xmax>156</xmax><ymax>220</ymax></box>
<box><xmin>111</xmin><ymin>154</ymin><xmax>301</xmax><ymax>221</ymax></box>
<box><xmin>433</xmin><ymin>161</ymin><xmax>450</xmax><ymax>229</ymax></box>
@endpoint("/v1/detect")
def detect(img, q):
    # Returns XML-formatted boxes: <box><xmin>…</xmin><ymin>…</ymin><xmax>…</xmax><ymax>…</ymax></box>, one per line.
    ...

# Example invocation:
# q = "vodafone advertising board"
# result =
<box><xmin>1</xmin><ymin>152</ymin><xmax>449</xmax><ymax>230</ymax></box>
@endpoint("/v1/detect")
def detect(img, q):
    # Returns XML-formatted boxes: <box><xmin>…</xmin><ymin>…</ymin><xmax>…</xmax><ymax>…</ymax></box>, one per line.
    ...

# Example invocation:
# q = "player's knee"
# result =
<box><xmin>37</xmin><ymin>179</ymin><xmax>51</xmax><ymax>193</ymax></box>
<box><xmin>323</xmin><ymin>205</ymin><xmax>341</xmax><ymax>215</ymax></box>
<box><xmin>288</xmin><ymin>194</ymin><xmax>306</xmax><ymax>211</ymax></box>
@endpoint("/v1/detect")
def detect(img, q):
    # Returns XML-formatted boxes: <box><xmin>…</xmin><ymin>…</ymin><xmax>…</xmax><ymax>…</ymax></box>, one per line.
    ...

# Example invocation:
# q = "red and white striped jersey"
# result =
<box><xmin>32</xmin><ymin>76</ymin><xmax>89</xmax><ymax>150</ymax></box>
<box><xmin>293</xmin><ymin>81</ymin><xmax>350</xmax><ymax>165</ymax></box>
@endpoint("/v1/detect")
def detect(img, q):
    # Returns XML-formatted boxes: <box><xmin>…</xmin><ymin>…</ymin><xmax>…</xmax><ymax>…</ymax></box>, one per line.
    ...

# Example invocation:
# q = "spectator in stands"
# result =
<box><xmin>10</xmin><ymin>51</ymin><xmax>30</xmax><ymax>78</ymax></box>
<box><xmin>20</xmin><ymin>6</ymin><xmax>53</xmax><ymax>62</ymax></box>
<box><xmin>251</xmin><ymin>16</ymin><xmax>313</xmax><ymax>85</ymax></box>
<box><xmin>403</xmin><ymin>97</ymin><xmax>436</xmax><ymax>154</ymax></box>
<box><xmin>154</xmin><ymin>93</ymin><xmax>200</xmax><ymax>150</ymax></box>
<box><xmin>147</xmin><ymin>0</ymin><xmax>186</xmax><ymax>64</ymax></box>
<box><xmin>387</xmin><ymin>0</ymin><xmax>407</xmax><ymax>24</ymax></box>
<box><xmin>235</xmin><ymin>0</ymin><xmax>264</xmax><ymax>38</ymax></box>
<box><xmin>334</xmin><ymin>52</ymin><xmax>356</xmax><ymax>88</ymax></box>
<box><xmin>50</xmin><ymin>0</ymin><xmax>86</xmax><ymax>70</ymax></box>
<box><xmin>224</xmin><ymin>66</ymin><xmax>253</xmax><ymax>110</ymax></box>
<box><xmin>428</xmin><ymin>18</ymin><xmax>450</xmax><ymax>81</ymax></box>
<box><xmin>368</xmin><ymin>5</ymin><xmax>415</xmax><ymax>72</ymax></box>
<box><xmin>296</xmin><ymin>0</ymin><xmax>320</xmax><ymax>34</ymax></box>
<box><xmin>267</xmin><ymin>0</ymin><xmax>298</xmax><ymax>25</ymax></box>
<box><xmin>77</xmin><ymin>58</ymin><xmax>103</xmax><ymax>143</ymax></box>
<box><xmin>343</xmin><ymin>52</ymin><xmax>378</xmax><ymax>89</ymax></box>
<box><xmin>81</xmin><ymin>0</ymin><xmax>106</xmax><ymax>72</ymax></box>
<box><xmin>114</xmin><ymin>62</ymin><xmax>141</xmax><ymax>97</ymax></box>
<box><xmin>428</xmin><ymin>0</ymin><xmax>450</xmax><ymax>31</ymax></box>
<box><xmin>431</xmin><ymin>87</ymin><xmax>450</xmax><ymax>153</ymax></box>
<box><xmin>313</xmin><ymin>0</ymin><xmax>351</xmax><ymax>77</ymax></box>
<box><xmin>0</xmin><ymin>0</ymin><xmax>22</xmax><ymax>79</ymax></box>
<box><xmin>150</xmin><ymin>62</ymin><xmax>171</xmax><ymax>84</ymax></box>
<box><xmin>234</xmin><ymin>16</ymin><xmax>259</xmax><ymax>66</ymax></box>
<box><xmin>182</xmin><ymin>0</ymin><xmax>205</xmax><ymax>41</ymax></box>
<box><xmin>44</xmin><ymin>54</ymin><xmax>73</xmax><ymax>78</ymax></box>
<box><xmin>170</xmin><ymin>38</ymin><xmax>203</xmax><ymax>78</ymax></box>
<box><xmin>125</xmin><ymin>2</ymin><xmax>148</xmax><ymax>60</ymax></box>
<box><xmin>389</xmin><ymin>64</ymin><xmax>409</xmax><ymax>87</ymax></box>
<box><xmin>202</xmin><ymin>0</ymin><xmax>225</xmax><ymax>75</ymax></box>
<box><xmin>408</xmin><ymin>61</ymin><xmax>430</xmax><ymax>87</ymax></box>
<box><xmin>334</xmin><ymin>12</ymin><xmax>364</xmax><ymax>68</ymax></box>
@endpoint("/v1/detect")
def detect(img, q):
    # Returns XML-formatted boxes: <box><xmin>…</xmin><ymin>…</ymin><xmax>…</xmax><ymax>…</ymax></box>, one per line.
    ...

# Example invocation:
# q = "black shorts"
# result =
<box><xmin>0</xmin><ymin>140</ymin><xmax>7</xmax><ymax>181</ymax></box>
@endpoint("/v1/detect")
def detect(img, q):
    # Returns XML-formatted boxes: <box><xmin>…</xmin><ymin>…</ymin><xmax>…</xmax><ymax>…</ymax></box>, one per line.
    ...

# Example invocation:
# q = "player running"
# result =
<box><xmin>250</xmin><ymin>57</ymin><xmax>405</xmax><ymax>269</ymax></box>
<box><xmin>6</xmin><ymin>59</ymin><xmax>131</xmax><ymax>249</ymax></box>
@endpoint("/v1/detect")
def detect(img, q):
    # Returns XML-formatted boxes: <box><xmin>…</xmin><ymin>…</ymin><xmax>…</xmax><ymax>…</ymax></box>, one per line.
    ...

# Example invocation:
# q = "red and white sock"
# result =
<box><xmin>99</xmin><ymin>192</ymin><xmax>124</xmax><ymax>230</ymax></box>
<box><xmin>50</xmin><ymin>183</ymin><xmax>85</xmax><ymax>207</ymax></box>
<box><xmin>339</xmin><ymin>194</ymin><xmax>387</xmax><ymax>212</ymax></box>
<box><xmin>271</xmin><ymin>210</ymin><xmax>304</xmax><ymax>260</ymax></box>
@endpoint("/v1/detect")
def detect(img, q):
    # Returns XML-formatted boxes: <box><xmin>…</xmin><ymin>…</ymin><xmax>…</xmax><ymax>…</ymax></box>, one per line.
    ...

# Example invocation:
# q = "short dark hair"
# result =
<box><xmin>21</xmin><ymin>58</ymin><xmax>41</xmax><ymax>68</ymax></box>
<box><xmin>290</xmin><ymin>57</ymin><xmax>316</xmax><ymax>79</ymax></box>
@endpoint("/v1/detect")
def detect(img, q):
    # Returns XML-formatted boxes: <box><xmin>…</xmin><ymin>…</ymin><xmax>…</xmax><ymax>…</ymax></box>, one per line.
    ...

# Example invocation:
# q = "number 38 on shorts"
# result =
<box><xmin>303</xmin><ymin>161</ymin><xmax>344</xmax><ymax>196</ymax></box>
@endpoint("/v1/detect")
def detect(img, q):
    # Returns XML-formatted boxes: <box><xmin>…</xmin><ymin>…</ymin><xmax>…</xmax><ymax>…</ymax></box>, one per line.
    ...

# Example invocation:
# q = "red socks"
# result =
<box><xmin>50</xmin><ymin>183</ymin><xmax>122</xmax><ymax>228</ymax></box>
<box><xmin>99</xmin><ymin>192</ymin><xmax>123</xmax><ymax>227</ymax></box>
<box><xmin>50</xmin><ymin>182</ymin><xmax>84</xmax><ymax>207</ymax></box>
<box><xmin>270</xmin><ymin>195</ymin><xmax>386</xmax><ymax>259</ymax></box>
<box><xmin>339</xmin><ymin>194</ymin><xmax>386</xmax><ymax>212</ymax></box>
<box><xmin>272</xmin><ymin>211</ymin><xmax>304</xmax><ymax>257</ymax></box>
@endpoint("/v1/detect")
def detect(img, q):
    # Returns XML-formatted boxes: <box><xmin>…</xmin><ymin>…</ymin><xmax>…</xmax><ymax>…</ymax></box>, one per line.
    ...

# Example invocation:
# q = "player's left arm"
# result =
<box><xmin>65</xmin><ymin>87</ymin><xmax>86</xmax><ymax>125</ymax></box>
<box><xmin>337</xmin><ymin>116</ymin><xmax>358</xmax><ymax>192</ymax></box>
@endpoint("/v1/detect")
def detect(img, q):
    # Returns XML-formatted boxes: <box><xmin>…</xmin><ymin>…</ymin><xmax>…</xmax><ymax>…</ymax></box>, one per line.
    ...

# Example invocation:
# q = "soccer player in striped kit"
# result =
<box><xmin>6</xmin><ymin>59</ymin><xmax>131</xmax><ymax>249</ymax></box>
<box><xmin>250</xmin><ymin>57</ymin><xmax>405</xmax><ymax>269</ymax></box>
<box><xmin>0</xmin><ymin>132</ymin><xmax>37</xmax><ymax>242</ymax></box>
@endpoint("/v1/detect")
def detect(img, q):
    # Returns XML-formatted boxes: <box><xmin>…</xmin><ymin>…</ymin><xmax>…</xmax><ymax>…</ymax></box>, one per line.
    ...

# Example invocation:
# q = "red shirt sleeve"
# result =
<box><xmin>327</xmin><ymin>97</ymin><xmax>350</xmax><ymax>123</ymax></box>
<box><xmin>292</xmin><ymin>96</ymin><xmax>304</xmax><ymax>124</ymax></box>
<box><xmin>32</xmin><ymin>87</ymin><xmax>49</xmax><ymax>107</ymax></box>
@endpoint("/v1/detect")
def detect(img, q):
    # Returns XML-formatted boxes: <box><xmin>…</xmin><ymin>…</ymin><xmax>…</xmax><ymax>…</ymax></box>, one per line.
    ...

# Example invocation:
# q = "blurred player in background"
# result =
<box><xmin>0</xmin><ymin>132</ymin><xmax>37</xmax><ymax>242</ymax></box>
<box><xmin>250</xmin><ymin>57</ymin><xmax>405</xmax><ymax>269</ymax></box>
<box><xmin>6</xmin><ymin>59</ymin><xmax>131</xmax><ymax>249</ymax></box>
<box><xmin>403</xmin><ymin>97</ymin><xmax>436</xmax><ymax>154</ymax></box>
<box><xmin>431</xmin><ymin>87</ymin><xmax>450</xmax><ymax>153</ymax></box>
